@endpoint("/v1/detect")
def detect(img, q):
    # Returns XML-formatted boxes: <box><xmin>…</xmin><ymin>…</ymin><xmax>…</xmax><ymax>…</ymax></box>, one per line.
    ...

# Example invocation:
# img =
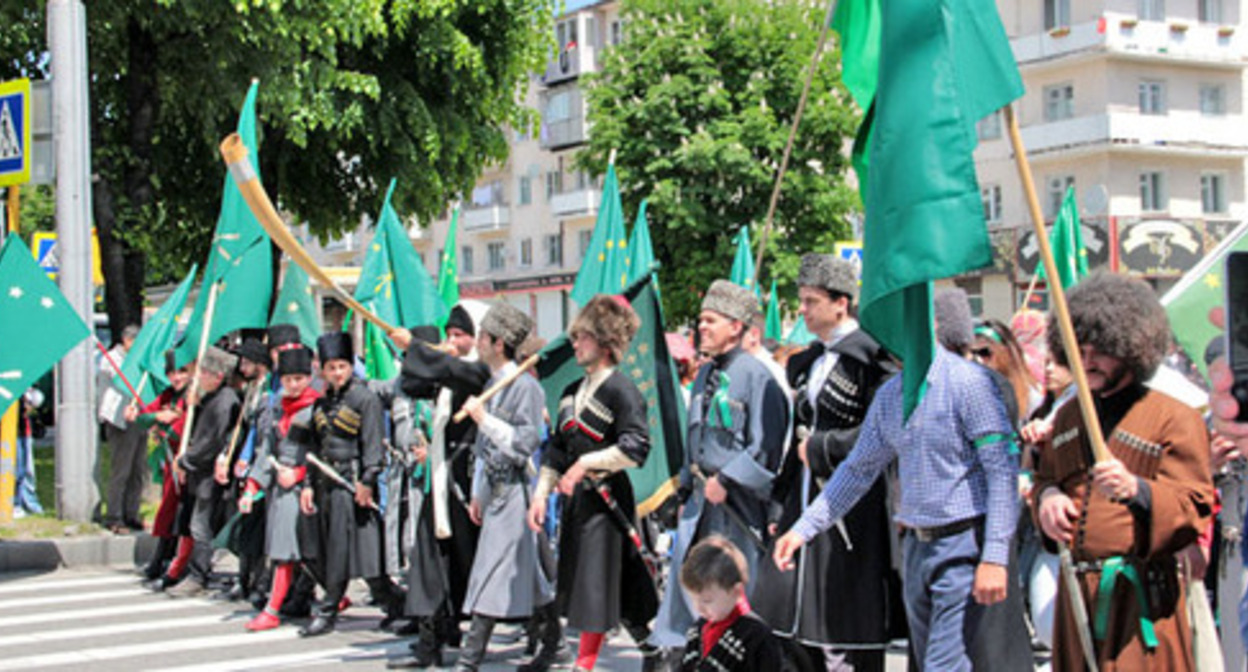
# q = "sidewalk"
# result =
<box><xmin>0</xmin><ymin>532</ymin><xmax>155</xmax><ymax>573</ymax></box>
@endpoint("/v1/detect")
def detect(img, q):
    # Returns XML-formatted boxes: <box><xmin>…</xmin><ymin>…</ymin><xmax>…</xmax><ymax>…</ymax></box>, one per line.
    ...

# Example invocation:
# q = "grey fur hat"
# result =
<box><xmin>199</xmin><ymin>345</ymin><xmax>239</xmax><ymax>376</ymax></box>
<box><xmin>798</xmin><ymin>253</ymin><xmax>858</xmax><ymax>301</ymax></box>
<box><xmin>933</xmin><ymin>288</ymin><xmax>974</xmax><ymax>354</ymax></box>
<box><xmin>480</xmin><ymin>302</ymin><xmax>534</xmax><ymax>350</ymax></box>
<box><xmin>701</xmin><ymin>279</ymin><xmax>760</xmax><ymax>324</ymax></box>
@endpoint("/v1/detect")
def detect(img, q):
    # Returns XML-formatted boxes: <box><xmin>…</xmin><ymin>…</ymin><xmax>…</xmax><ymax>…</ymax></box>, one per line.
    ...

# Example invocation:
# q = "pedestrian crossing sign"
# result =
<box><xmin>835</xmin><ymin>241</ymin><xmax>864</xmax><ymax>283</ymax></box>
<box><xmin>0</xmin><ymin>78</ymin><xmax>31</xmax><ymax>187</ymax></box>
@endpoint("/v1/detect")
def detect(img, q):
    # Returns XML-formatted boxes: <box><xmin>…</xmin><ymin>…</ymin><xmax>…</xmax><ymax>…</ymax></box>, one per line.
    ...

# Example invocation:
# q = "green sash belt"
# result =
<box><xmin>1093</xmin><ymin>556</ymin><xmax>1158</xmax><ymax>650</ymax></box>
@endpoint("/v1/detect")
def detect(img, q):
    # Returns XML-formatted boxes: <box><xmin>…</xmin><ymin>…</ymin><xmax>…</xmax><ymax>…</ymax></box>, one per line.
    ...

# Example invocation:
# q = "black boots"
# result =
<box><xmin>299</xmin><ymin>605</ymin><xmax>337</xmax><ymax>638</ymax></box>
<box><xmin>516</xmin><ymin>602</ymin><xmax>571</xmax><ymax>672</ymax></box>
<box><xmin>452</xmin><ymin>614</ymin><xmax>496</xmax><ymax>672</ymax></box>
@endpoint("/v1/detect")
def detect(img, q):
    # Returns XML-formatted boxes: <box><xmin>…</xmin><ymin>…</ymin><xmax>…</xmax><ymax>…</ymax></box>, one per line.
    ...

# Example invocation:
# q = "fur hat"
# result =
<box><xmin>164</xmin><ymin>349</ymin><xmax>177</xmax><ymax>373</ymax></box>
<box><xmin>267</xmin><ymin>324</ymin><xmax>302</xmax><ymax>349</ymax></box>
<box><xmin>569</xmin><ymin>295</ymin><xmax>641</xmax><ymax>363</ymax></box>
<box><xmin>798</xmin><ymin>253</ymin><xmax>858</xmax><ymax>302</ymax></box>
<box><xmin>701</xmin><ymin>280</ymin><xmax>759</xmax><ymax>324</ymax></box>
<box><xmin>199</xmin><ymin>346</ymin><xmax>238</xmax><ymax>377</ymax></box>
<box><xmin>316</xmin><ymin>332</ymin><xmax>355</xmax><ymax>364</ymax></box>
<box><xmin>1049</xmin><ymin>270</ymin><xmax>1170</xmax><ymax>383</ymax></box>
<box><xmin>445</xmin><ymin>304</ymin><xmax>476</xmax><ymax>337</ymax></box>
<box><xmin>276</xmin><ymin>347</ymin><xmax>313</xmax><ymax>377</ymax></box>
<box><xmin>933</xmin><ymin>288</ymin><xmax>974</xmax><ymax>354</ymax></box>
<box><xmin>235</xmin><ymin>339</ymin><xmax>270</xmax><ymax>367</ymax></box>
<box><xmin>480</xmin><ymin>303</ymin><xmax>534</xmax><ymax>351</ymax></box>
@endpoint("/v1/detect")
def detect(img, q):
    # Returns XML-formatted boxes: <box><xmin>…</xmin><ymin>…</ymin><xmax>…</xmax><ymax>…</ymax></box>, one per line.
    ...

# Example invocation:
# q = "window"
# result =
<box><xmin>585</xmin><ymin>16</ymin><xmax>599</xmax><ymax>49</ymax></box>
<box><xmin>520</xmin><ymin>238</ymin><xmax>533</xmax><ymax>267</ymax></box>
<box><xmin>1043</xmin><ymin>84</ymin><xmax>1074</xmax><ymax>121</ymax></box>
<box><xmin>977</xmin><ymin>112</ymin><xmax>1002</xmax><ymax>141</ymax></box>
<box><xmin>462</xmin><ymin>245</ymin><xmax>474</xmax><ymax>275</ymax></box>
<box><xmin>471</xmin><ymin>180</ymin><xmax>504</xmax><ymax>207</ymax></box>
<box><xmin>1137</xmin><ymin>80</ymin><xmax>1166</xmax><ymax>115</ymax></box>
<box><xmin>487</xmin><ymin>242</ymin><xmax>505</xmax><ymax>272</ymax></box>
<box><xmin>519</xmin><ymin>176</ymin><xmax>532</xmax><ymax>206</ymax></box>
<box><xmin>610</xmin><ymin>20</ymin><xmax>623</xmax><ymax>46</ymax></box>
<box><xmin>1044</xmin><ymin>0</ymin><xmax>1071</xmax><ymax>29</ymax></box>
<box><xmin>544</xmin><ymin>234</ymin><xmax>564</xmax><ymax>266</ymax></box>
<box><xmin>556</xmin><ymin>18</ymin><xmax>579</xmax><ymax>50</ymax></box>
<box><xmin>1139</xmin><ymin>172</ymin><xmax>1166</xmax><ymax>212</ymax></box>
<box><xmin>1046</xmin><ymin>175</ymin><xmax>1075</xmax><ymax>219</ymax></box>
<box><xmin>1202</xmin><ymin>173</ymin><xmax>1227</xmax><ymax>214</ymax></box>
<box><xmin>1200</xmin><ymin>0</ymin><xmax>1223</xmax><ymax>23</ymax></box>
<box><xmin>1138</xmin><ymin>0</ymin><xmax>1164</xmax><ymax>21</ymax></box>
<box><xmin>956</xmin><ymin>277</ymin><xmax>984</xmax><ymax>317</ymax></box>
<box><xmin>1200</xmin><ymin>85</ymin><xmax>1226</xmax><ymax>116</ymax></box>
<box><xmin>578</xmin><ymin>230</ymin><xmax>593</xmax><ymax>261</ymax></box>
<box><xmin>545</xmin><ymin>90</ymin><xmax>572</xmax><ymax>123</ymax></box>
<box><xmin>546</xmin><ymin>170</ymin><xmax>563</xmax><ymax>200</ymax></box>
<box><xmin>981</xmin><ymin>185</ymin><xmax>1003</xmax><ymax>225</ymax></box>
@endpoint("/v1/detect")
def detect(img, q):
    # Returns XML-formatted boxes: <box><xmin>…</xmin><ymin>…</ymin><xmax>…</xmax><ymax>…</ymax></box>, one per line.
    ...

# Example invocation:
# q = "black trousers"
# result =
<box><xmin>186</xmin><ymin>473</ymin><xmax>220</xmax><ymax>585</ymax></box>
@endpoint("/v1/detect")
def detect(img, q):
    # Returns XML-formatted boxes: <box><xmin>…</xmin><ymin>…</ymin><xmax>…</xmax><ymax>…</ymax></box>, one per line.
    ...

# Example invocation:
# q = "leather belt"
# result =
<box><xmin>904</xmin><ymin>515</ymin><xmax>983</xmax><ymax>543</ymax></box>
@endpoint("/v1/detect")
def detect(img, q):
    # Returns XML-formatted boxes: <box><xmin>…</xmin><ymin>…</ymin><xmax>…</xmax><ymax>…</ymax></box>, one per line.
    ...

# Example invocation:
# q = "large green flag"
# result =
<box><xmin>538</xmin><ymin>271</ymin><xmax>687</xmax><ymax>515</ymax></box>
<box><xmin>1162</xmin><ymin>221</ymin><xmax>1248</xmax><ymax>380</ymax></box>
<box><xmin>627</xmin><ymin>199</ymin><xmax>656</xmax><ymax>285</ymax></box>
<box><xmin>1038</xmin><ymin>186</ymin><xmax>1087</xmax><ymax>290</ymax></box>
<box><xmin>175</xmin><ymin>81</ymin><xmax>273</xmax><ymax>366</ymax></box>
<box><xmin>0</xmin><ymin>236</ymin><xmax>91</xmax><ymax>417</ymax></box>
<box><xmin>765</xmin><ymin>280</ymin><xmax>783</xmax><ymax>341</ymax></box>
<box><xmin>356</xmin><ymin>179</ymin><xmax>447</xmax><ymax>331</ymax></box>
<box><xmin>269</xmin><ymin>262</ymin><xmax>320</xmax><ymax>348</ymax></box>
<box><xmin>118</xmin><ymin>264</ymin><xmax>197</xmax><ymax>404</ymax></box>
<box><xmin>729</xmin><ymin>227</ymin><xmax>759</xmax><ymax>295</ymax></box>
<box><xmin>840</xmin><ymin>0</ymin><xmax>1023</xmax><ymax>416</ymax></box>
<box><xmin>570</xmin><ymin>164</ymin><xmax>629</xmax><ymax>306</ymax></box>
<box><xmin>437</xmin><ymin>207</ymin><xmax>461</xmax><ymax>320</ymax></box>
<box><xmin>363</xmin><ymin>318</ymin><xmax>398</xmax><ymax>381</ymax></box>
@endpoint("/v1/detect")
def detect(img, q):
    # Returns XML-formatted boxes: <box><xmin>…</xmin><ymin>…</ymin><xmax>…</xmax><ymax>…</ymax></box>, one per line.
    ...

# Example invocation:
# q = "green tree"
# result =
<box><xmin>0</xmin><ymin>1</ymin><xmax>554</xmax><ymax>340</ymax></box>
<box><xmin>580</xmin><ymin>0</ymin><xmax>860</xmax><ymax>324</ymax></box>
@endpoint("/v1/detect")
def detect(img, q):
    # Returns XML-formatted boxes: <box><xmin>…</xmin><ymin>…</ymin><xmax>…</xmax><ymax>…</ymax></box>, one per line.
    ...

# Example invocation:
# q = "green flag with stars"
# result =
<box><xmin>729</xmin><ymin>227</ymin><xmax>759</xmax><ymax>295</ymax></box>
<box><xmin>356</xmin><ymin>179</ymin><xmax>447</xmax><ymax>331</ymax></box>
<box><xmin>570</xmin><ymin>164</ymin><xmax>629</xmax><ymax>306</ymax></box>
<box><xmin>538</xmin><ymin>270</ymin><xmax>687</xmax><ymax>515</ymax></box>
<box><xmin>270</xmin><ymin>262</ymin><xmax>320</xmax><ymax>348</ymax></box>
<box><xmin>438</xmin><ymin>207</ymin><xmax>461</xmax><ymax>321</ymax></box>
<box><xmin>0</xmin><ymin>236</ymin><xmax>91</xmax><ymax>417</ymax></box>
<box><xmin>175</xmin><ymin>81</ymin><xmax>273</xmax><ymax>366</ymax></box>
<box><xmin>1162</xmin><ymin>221</ymin><xmax>1248</xmax><ymax>380</ymax></box>
<box><xmin>118</xmin><ymin>264</ymin><xmax>197</xmax><ymax>404</ymax></box>
<box><xmin>1037</xmin><ymin>186</ymin><xmax>1087</xmax><ymax>291</ymax></box>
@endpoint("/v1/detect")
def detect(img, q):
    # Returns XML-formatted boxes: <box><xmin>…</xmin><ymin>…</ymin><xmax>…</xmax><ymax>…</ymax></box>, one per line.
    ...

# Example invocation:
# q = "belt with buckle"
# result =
<box><xmin>905</xmin><ymin>515</ymin><xmax>983</xmax><ymax>543</ymax></box>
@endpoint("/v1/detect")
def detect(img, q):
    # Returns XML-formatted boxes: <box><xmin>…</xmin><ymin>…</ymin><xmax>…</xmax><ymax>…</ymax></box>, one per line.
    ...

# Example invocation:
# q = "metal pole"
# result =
<box><xmin>49</xmin><ymin>0</ymin><xmax>97</xmax><ymax>522</ymax></box>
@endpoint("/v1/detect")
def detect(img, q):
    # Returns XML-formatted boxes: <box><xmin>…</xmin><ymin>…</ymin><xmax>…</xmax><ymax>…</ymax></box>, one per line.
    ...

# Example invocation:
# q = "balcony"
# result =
<box><xmin>462</xmin><ymin>205</ymin><xmax>511</xmax><ymax>233</ymax></box>
<box><xmin>1012</xmin><ymin>15</ymin><xmax>1248</xmax><ymax>69</ymax></box>
<box><xmin>550</xmin><ymin>188</ymin><xmax>600</xmax><ymax>217</ymax></box>
<box><xmin>541</xmin><ymin>115</ymin><xmax>587</xmax><ymax>150</ymax></box>
<box><xmin>1020</xmin><ymin>112</ymin><xmax>1248</xmax><ymax>160</ymax></box>
<box><xmin>542</xmin><ymin>45</ymin><xmax>598</xmax><ymax>86</ymax></box>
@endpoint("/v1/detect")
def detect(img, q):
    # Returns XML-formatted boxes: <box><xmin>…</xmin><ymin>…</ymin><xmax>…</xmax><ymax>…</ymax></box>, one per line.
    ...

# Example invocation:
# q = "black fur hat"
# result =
<box><xmin>317</xmin><ymin>332</ymin><xmax>354</xmax><ymax>364</ymax></box>
<box><xmin>445</xmin><ymin>304</ymin><xmax>476</xmax><ymax>337</ymax></box>
<box><xmin>276</xmin><ymin>347</ymin><xmax>313</xmax><ymax>377</ymax></box>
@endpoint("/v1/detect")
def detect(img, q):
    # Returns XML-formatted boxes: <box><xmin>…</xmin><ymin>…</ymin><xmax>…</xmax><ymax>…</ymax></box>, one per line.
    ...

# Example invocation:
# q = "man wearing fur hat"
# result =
<box><xmin>167</xmin><ymin>345</ymin><xmax>242</xmax><ymax>598</ymax></box>
<box><xmin>451</xmin><ymin>302</ymin><xmax>554</xmax><ymax>672</ymax></box>
<box><xmin>299</xmin><ymin>331</ymin><xmax>405</xmax><ymax>637</ymax></box>
<box><xmin>387</xmin><ymin>306</ymin><xmax>490</xmax><ymax>668</ymax></box>
<box><xmin>754</xmin><ymin>254</ymin><xmax>898</xmax><ymax>670</ymax></box>
<box><xmin>651</xmin><ymin>280</ymin><xmax>790</xmax><ymax>649</ymax></box>
<box><xmin>1033</xmin><ymin>271</ymin><xmax>1214</xmax><ymax>671</ymax></box>
<box><xmin>523</xmin><ymin>294</ymin><xmax>657</xmax><ymax>671</ymax></box>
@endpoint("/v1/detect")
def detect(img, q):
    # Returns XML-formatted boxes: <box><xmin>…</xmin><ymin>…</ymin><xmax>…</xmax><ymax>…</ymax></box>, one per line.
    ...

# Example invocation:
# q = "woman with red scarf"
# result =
<box><xmin>238</xmin><ymin>346</ymin><xmax>321</xmax><ymax>631</ymax></box>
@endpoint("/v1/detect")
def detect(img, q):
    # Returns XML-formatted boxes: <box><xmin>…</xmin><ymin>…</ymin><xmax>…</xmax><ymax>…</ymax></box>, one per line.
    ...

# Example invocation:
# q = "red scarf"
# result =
<box><xmin>700</xmin><ymin>596</ymin><xmax>749</xmax><ymax>657</ymax></box>
<box><xmin>279</xmin><ymin>387</ymin><xmax>320</xmax><ymax>436</ymax></box>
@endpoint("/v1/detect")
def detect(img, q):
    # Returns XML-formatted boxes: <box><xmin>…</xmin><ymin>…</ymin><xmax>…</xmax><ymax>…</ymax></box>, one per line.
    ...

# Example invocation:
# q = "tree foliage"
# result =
<box><xmin>0</xmin><ymin>0</ymin><xmax>554</xmax><ymax>339</ymax></box>
<box><xmin>580</xmin><ymin>0</ymin><xmax>860</xmax><ymax>325</ymax></box>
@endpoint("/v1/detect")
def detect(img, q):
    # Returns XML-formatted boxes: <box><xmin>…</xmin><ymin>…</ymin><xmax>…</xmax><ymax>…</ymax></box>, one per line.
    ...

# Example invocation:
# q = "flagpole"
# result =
<box><xmin>751</xmin><ymin>0</ymin><xmax>836</xmax><ymax>287</ymax></box>
<box><xmin>1017</xmin><ymin>270</ymin><xmax>1041</xmax><ymax>316</ymax></box>
<box><xmin>1004</xmin><ymin>105</ymin><xmax>1108</xmax><ymax>463</ymax></box>
<box><xmin>176</xmin><ymin>281</ymin><xmax>222</xmax><ymax>467</ymax></box>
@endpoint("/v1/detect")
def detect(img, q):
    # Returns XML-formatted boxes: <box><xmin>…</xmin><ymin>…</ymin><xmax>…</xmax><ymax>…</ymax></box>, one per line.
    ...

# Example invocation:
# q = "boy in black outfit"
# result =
<box><xmin>679</xmin><ymin>537</ymin><xmax>782</xmax><ymax>671</ymax></box>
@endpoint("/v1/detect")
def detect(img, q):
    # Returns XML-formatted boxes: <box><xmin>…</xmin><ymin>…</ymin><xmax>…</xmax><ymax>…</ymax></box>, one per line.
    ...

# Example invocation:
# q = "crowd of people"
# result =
<box><xmin>82</xmin><ymin>252</ymin><xmax>1246</xmax><ymax>671</ymax></box>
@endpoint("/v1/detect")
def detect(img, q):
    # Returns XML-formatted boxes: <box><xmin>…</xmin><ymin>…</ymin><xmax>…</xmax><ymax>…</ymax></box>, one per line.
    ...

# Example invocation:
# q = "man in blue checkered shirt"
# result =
<box><xmin>774</xmin><ymin>289</ymin><xmax>1020</xmax><ymax>671</ymax></box>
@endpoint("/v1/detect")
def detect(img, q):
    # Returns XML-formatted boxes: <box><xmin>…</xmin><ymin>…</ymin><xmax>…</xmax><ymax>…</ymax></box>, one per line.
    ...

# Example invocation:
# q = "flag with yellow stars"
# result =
<box><xmin>118</xmin><ymin>263</ymin><xmax>197</xmax><ymax>404</ymax></box>
<box><xmin>269</xmin><ymin>261</ymin><xmax>320</xmax><ymax>348</ymax></box>
<box><xmin>355</xmin><ymin>178</ymin><xmax>447</xmax><ymax>332</ymax></box>
<box><xmin>437</xmin><ymin>207</ymin><xmax>460</xmax><ymax>323</ymax></box>
<box><xmin>175</xmin><ymin>81</ymin><xmax>272</xmax><ymax>366</ymax></box>
<box><xmin>570</xmin><ymin>163</ymin><xmax>629</xmax><ymax>306</ymax></box>
<box><xmin>1162</xmin><ymin>220</ymin><xmax>1248</xmax><ymax>379</ymax></box>
<box><xmin>0</xmin><ymin>236</ymin><xmax>91</xmax><ymax>417</ymax></box>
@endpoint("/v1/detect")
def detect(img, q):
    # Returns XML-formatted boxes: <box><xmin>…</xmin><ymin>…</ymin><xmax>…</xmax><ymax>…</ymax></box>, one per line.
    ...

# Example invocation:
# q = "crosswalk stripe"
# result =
<box><xmin>0</xmin><ymin>573</ymin><xmax>135</xmax><ymax>594</ymax></box>
<box><xmin>0</xmin><ymin>599</ymin><xmax>203</xmax><ymax>628</ymax></box>
<box><xmin>0</xmin><ymin>614</ymin><xmax>240</xmax><ymax>649</ymax></box>
<box><xmin>0</xmin><ymin>587</ymin><xmax>143</xmax><ymax>609</ymax></box>
<box><xmin>0</xmin><ymin>629</ymin><xmax>296</xmax><ymax>670</ymax></box>
<box><xmin>149</xmin><ymin>642</ymin><xmax>401</xmax><ymax>672</ymax></box>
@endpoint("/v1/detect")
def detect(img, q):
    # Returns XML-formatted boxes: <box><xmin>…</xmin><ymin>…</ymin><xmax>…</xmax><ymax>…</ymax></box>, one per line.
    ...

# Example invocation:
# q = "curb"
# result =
<box><xmin>0</xmin><ymin>533</ymin><xmax>156</xmax><ymax>573</ymax></box>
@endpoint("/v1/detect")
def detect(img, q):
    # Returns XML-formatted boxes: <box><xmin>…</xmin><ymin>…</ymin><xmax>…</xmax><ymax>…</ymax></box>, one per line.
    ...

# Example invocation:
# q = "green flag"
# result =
<box><xmin>269</xmin><ymin>262</ymin><xmax>320</xmax><ymax>348</ymax></box>
<box><xmin>118</xmin><ymin>264</ymin><xmax>198</xmax><ymax>403</ymax></box>
<box><xmin>1038</xmin><ymin>186</ymin><xmax>1087</xmax><ymax>290</ymax></box>
<box><xmin>765</xmin><ymin>280</ymin><xmax>783</xmax><ymax>341</ymax></box>
<box><xmin>438</xmin><ymin>207</ymin><xmax>461</xmax><ymax>320</ymax></box>
<box><xmin>0</xmin><ymin>236</ymin><xmax>91</xmax><ymax>417</ymax></box>
<box><xmin>842</xmin><ymin>0</ymin><xmax>1023</xmax><ymax>416</ymax></box>
<box><xmin>363</xmin><ymin>318</ymin><xmax>398</xmax><ymax>381</ymax></box>
<box><xmin>785</xmin><ymin>315</ymin><xmax>817</xmax><ymax>346</ymax></box>
<box><xmin>627</xmin><ymin>199</ymin><xmax>656</xmax><ymax>286</ymax></box>
<box><xmin>356</xmin><ymin>179</ymin><xmax>447</xmax><ymax>331</ymax></box>
<box><xmin>1162</xmin><ymin>221</ymin><xmax>1248</xmax><ymax>380</ymax></box>
<box><xmin>729</xmin><ymin>227</ymin><xmax>759</xmax><ymax>295</ymax></box>
<box><xmin>176</xmin><ymin>81</ymin><xmax>273</xmax><ymax>366</ymax></box>
<box><xmin>538</xmin><ymin>271</ymin><xmax>687</xmax><ymax>515</ymax></box>
<box><xmin>570</xmin><ymin>164</ymin><xmax>629</xmax><ymax>306</ymax></box>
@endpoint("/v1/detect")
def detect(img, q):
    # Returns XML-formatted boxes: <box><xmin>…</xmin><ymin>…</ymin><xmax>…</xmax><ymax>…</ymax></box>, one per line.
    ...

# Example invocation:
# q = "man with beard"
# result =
<box><xmin>1033</xmin><ymin>271</ymin><xmax>1214</xmax><ymax>671</ymax></box>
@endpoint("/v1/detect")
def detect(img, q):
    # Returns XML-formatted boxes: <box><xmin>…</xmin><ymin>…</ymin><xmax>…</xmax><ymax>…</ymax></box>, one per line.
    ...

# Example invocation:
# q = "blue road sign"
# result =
<box><xmin>0</xmin><ymin>79</ymin><xmax>31</xmax><ymax>186</ymax></box>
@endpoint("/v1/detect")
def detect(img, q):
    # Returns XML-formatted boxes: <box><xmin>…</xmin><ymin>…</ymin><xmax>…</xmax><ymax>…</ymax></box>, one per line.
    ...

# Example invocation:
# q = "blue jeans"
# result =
<box><xmin>15</xmin><ymin>433</ymin><xmax>42</xmax><ymax>514</ymax></box>
<box><xmin>902</xmin><ymin>525</ymin><xmax>986</xmax><ymax>672</ymax></box>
